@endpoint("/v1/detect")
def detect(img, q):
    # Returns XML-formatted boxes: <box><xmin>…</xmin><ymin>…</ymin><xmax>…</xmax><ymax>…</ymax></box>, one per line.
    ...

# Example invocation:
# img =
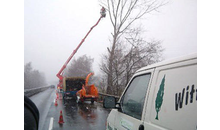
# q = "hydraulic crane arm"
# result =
<box><xmin>56</xmin><ymin>7</ymin><xmax>106</xmax><ymax>83</ymax></box>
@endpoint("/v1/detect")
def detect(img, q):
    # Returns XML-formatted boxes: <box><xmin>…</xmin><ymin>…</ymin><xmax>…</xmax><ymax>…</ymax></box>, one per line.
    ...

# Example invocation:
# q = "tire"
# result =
<box><xmin>91</xmin><ymin>99</ymin><xmax>94</xmax><ymax>104</ymax></box>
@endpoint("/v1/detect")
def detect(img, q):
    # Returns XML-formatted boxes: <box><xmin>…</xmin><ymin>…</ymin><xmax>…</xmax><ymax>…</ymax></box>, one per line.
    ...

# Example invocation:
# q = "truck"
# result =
<box><xmin>62</xmin><ymin>73</ymin><xmax>99</xmax><ymax>103</ymax></box>
<box><xmin>56</xmin><ymin>7</ymin><xmax>106</xmax><ymax>92</ymax></box>
<box><xmin>56</xmin><ymin>7</ymin><xmax>106</xmax><ymax>103</ymax></box>
<box><xmin>103</xmin><ymin>53</ymin><xmax>197</xmax><ymax>130</ymax></box>
<box><xmin>62</xmin><ymin>77</ymin><xmax>85</xmax><ymax>101</ymax></box>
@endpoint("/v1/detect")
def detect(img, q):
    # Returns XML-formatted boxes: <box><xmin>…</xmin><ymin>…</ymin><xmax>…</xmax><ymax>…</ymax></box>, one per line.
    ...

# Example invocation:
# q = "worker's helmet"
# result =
<box><xmin>100</xmin><ymin>7</ymin><xmax>106</xmax><ymax>18</ymax></box>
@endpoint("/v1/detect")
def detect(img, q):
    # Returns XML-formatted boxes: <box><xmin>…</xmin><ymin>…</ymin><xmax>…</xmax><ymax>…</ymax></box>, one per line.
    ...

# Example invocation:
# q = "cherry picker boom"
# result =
<box><xmin>56</xmin><ymin>7</ymin><xmax>106</xmax><ymax>91</ymax></box>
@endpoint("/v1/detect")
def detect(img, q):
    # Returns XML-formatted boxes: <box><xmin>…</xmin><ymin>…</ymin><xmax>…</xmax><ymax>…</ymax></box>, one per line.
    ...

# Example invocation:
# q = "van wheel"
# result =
<box><xmin>139</xmin><ymin>125</ymin><xmax>144</xmax><ymax>130</ymax></box>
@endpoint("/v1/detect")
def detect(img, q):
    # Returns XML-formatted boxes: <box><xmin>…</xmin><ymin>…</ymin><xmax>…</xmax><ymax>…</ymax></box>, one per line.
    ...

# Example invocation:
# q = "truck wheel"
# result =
<box><xmin>91</xmin><ymin>99</ymin><xmax>94</xmax><ymax>104</ymax></box>
<box><xmin>73</xmin><ymin>96</ymin><xmax>77</xmax><ymax>102</ymax></box>
<box><xmin>63</xmin><ymin>95</ymin><xmax>66</xmax><ymax>104</ymax></box>
<box><xmin>80</xmin><ymin>99</ymin><xmax>84</xmax><ymax>103</ymax></box>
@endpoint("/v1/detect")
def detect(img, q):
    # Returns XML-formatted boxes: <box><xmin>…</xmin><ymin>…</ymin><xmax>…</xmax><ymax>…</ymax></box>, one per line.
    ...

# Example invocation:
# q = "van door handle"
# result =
<box><xmin>139</xmin><ymin>124</ymin><xmax>144</xmax><ymax>130</ymax></box>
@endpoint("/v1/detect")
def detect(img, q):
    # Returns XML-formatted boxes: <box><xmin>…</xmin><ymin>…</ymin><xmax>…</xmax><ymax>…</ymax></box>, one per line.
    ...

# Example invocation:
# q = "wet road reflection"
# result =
<box><xmin>38</xmin><ymin>91</ymin><xmax>111</xmax><ymax>130</ymax></box>
<box><xmin>31</xmin><ymin>89</ymin><xmax>110</xmax><ymax>130</ymax></box>
<box><xmin>55</xmin><ymin>96</ymin><xmax>110</xmax><ymax>130</ymax></box>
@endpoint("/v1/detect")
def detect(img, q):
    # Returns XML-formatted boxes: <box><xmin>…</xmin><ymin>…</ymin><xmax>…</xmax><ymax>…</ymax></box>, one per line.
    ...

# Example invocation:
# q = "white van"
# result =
<box><xmin>103</xmin><ymin>54</ymin><xmax>197</xmax><ymax>130</ymax></box>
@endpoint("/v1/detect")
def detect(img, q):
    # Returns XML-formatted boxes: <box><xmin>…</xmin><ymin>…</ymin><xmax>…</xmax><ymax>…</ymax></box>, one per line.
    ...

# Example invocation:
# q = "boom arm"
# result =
<box><xmin>56</xmin><ymin>7</ymin><xmax>106</xmax><ymax>86</ymax></box>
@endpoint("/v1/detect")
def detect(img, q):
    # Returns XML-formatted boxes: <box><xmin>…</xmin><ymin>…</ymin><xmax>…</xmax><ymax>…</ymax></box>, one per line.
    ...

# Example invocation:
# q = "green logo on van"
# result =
<box><xmin>155</xmin><ymin>75</ymin><xmax>165</xmax><ymax>120</ymax></box>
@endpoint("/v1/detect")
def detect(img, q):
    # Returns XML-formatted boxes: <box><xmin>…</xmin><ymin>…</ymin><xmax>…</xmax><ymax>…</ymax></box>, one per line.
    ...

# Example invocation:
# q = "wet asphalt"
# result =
<box><xmin>30</xmin><ymin>88</ymin><xmax>110</xmax><ymax>130</ymax></box>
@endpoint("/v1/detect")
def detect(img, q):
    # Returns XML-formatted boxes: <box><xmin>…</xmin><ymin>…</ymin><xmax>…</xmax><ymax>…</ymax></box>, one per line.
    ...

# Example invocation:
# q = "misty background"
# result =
<box><xmin>24</xmin><ymin>0</ymin><xmax>196</xmax><ymax>85</ymax></box>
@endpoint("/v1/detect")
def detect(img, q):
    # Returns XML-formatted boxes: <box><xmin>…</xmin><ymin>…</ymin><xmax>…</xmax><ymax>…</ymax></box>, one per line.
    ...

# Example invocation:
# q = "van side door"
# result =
<box><xmin>113</xmin><ymin>69</ymin><xmax>154</xmax><ymax>130</ymax></box>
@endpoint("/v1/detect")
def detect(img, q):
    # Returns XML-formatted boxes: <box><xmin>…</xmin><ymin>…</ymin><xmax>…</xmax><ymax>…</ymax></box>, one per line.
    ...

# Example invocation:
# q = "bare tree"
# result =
<box><xmin>122</xmin><ymin>27</ymin><xmax>164</xmax><ymax>85</ymax></box>
<box><xmin>99</xmin><ymin>0</ymin><xmax>166</xmax><ymax>95</ymax></box>
<box><xmin>24</xmin><ymin>62</ymin><xmax>33</xmax><ymax>89</ymax></box>
<box><xmin>91</xmin><ymin>74</ymin><xmax>107</xmax><ymax>93</ymax></box>
<box><xmin>100</xmin><ymin>33</ymin><xmax>163</xmax><ymax>96</ymax></box>
<box><xmin>65</xmin><ymin>55</ymin><xmax>94</xmax><ymax>78</ymax></box>
<box><xmin>24</xmin><ymin>62</ymin><xmax>47</xmax><ymax>89</ymax></box>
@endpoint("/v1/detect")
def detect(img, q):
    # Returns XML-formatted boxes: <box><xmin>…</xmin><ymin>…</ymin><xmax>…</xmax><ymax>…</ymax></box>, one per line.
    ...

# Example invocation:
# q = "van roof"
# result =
<box><xmin>136</xmin><ymin>53</ymin><xmax>197</xmax><ymax>73</ymax></box>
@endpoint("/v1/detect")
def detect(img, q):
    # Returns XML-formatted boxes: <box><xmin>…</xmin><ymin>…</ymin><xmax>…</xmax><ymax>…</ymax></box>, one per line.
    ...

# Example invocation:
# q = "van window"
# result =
<box><xmin>121</xmin><ymin>74</ymin><xmax>151</xmax><ymax>120</ymax></box>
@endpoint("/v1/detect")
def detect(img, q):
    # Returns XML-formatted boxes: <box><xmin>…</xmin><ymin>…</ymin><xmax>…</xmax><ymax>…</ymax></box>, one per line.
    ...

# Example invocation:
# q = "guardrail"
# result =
<box><xmin>24</xmin><ymin>86</ymin><xmax>52</xmax><ymax>97</ymax></box>
<box><xmin>98</xmin><ymin>92</ymin><xmax>120</xmax><ymax>102</ymax></box>
<box><xmin>25</xmin><ymin>86</ymin><xmax>120</xmax><ymax>103</ymax></box>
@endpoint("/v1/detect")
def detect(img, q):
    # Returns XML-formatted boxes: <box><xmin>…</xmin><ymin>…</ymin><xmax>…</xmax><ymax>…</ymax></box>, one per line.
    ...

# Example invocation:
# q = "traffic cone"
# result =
<box><xmin>56</xmin><ymin>92</ymin><xmax>59</xmax><ymax>99</ymax></box>
<box><xmin>58</xmin><ymin>110</ymin><xmax>64</xmax><ymax>124</ymax></box>
<box><xmin>54</xmin><ymin>99</ymin><xmax>58</xmax><ymax>106</ymax></box>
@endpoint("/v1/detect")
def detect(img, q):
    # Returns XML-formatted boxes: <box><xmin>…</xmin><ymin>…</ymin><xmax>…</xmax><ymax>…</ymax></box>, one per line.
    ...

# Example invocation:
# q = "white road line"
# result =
<box><xmin>49</xmin><ymin>117</ymin><xmax>54</xmax><ymax>130</ymax></box>
<box><xmin>53</xmin><ymin>99</ymin><xmax>55</xmax><ymax>103</ymax></box>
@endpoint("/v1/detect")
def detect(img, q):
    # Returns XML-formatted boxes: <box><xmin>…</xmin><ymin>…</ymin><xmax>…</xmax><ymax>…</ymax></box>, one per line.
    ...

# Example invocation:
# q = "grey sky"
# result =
<box><xmin>24</xmin><ymin>0</ymin><xmax>197</xmax><ymax>84</ymax></box>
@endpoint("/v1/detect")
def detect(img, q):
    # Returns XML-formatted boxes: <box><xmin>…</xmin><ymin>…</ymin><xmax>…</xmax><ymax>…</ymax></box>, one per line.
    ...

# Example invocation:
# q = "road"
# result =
<box><xmin>30</xmin><ymin>88</ymin><xmax>110</xmax><ymax>130</ymax></box>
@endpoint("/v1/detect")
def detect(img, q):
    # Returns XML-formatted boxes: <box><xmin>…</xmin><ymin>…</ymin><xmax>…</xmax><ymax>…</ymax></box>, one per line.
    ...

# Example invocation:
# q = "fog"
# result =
<box><xmin>24</xmin><ymin>0</ymin><xmax>197</xmax><ymax>85</ymax></box>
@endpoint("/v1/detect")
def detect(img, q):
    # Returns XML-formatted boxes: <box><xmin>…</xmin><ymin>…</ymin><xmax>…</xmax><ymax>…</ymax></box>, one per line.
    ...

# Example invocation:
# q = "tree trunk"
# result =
<box><xmin>106</xmin><ymin>33</ymin><xmax>117</xmax><ymax>94</ymax></box>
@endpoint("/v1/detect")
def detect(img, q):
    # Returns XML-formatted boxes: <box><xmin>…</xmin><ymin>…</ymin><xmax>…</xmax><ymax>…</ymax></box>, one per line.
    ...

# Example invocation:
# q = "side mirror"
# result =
<box><xmin>103</xmin><ymin>96</ymin><xmax>116</xmax><ymax>109</ymax></box>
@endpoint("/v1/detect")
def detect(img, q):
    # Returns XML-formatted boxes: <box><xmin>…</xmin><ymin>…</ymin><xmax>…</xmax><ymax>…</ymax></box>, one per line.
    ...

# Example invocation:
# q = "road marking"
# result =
<box><xmin>49</xmin><ymin>117</ymin><xmax>54</xmax><ymax>130</ymax></box>
<box><xmin>53</xmin><ymin>99</ymin><xmax>55</xmax><ymax>103</ymax></box>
